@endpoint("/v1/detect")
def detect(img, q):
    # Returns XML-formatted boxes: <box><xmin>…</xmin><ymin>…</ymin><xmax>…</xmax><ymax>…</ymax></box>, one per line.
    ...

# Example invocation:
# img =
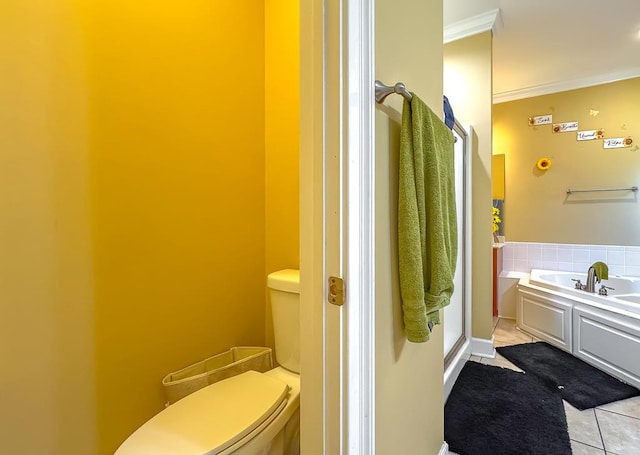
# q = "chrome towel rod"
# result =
<box><xmin>375</xmin><ymin>80</ymin><xmax>412</xmax><ymax>103</ymax></box>
<box><xmin>566</xmin><ymin>186</ymin><xmax>638</xmax><ymax>194</ymax></box>
<box><xmin>376</xmin><ymin>80</ymin><xmax>457</xmax><ymax>141</ymax></box>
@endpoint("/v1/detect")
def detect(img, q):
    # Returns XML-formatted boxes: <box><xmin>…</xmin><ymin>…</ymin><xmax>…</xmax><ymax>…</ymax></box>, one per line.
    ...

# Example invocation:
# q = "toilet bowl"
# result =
<box><xmin>115</xmin><ymin>269</ymin><xmax>300</xmax><ymax>455</ymax></box>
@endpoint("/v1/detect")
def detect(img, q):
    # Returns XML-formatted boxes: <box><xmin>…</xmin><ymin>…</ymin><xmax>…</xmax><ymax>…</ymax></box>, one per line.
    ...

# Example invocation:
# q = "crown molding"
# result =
<box><xmin>444</xmin><ymin>8</ymin><xmax>502</xmax><ymax>44</ymax></box>
<box><xmin>493</xmin><ymin>68</ymin><xmax>640</xmax><ymax>104</ymax></box>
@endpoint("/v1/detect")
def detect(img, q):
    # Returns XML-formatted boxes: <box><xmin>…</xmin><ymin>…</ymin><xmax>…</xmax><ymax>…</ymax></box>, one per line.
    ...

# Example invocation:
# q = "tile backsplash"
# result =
<box><xmin>501</xmin><ymin>242</ymin><xmax>640</xmax><ymax>277</ymax></box>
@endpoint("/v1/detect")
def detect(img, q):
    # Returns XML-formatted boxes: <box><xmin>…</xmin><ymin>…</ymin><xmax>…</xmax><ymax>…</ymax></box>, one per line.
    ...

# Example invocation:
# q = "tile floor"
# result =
<box><xmin>448</xmin><ymin>317</ymin><xmax>640</xmax><ymax>455</ymax></box>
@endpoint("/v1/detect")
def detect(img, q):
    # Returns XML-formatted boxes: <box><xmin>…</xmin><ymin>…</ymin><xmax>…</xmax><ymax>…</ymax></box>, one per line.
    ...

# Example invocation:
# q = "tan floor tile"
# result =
<box><xmin>496</xmin><ymin>317</ymin><xmax>517</xmax><ymax>329</ymax></box>
<box><xmin>493</xmin><ymin>333</ymin><xmax>532</xmax><ymax>346</ymax></box>
<box><xmin>496</xmin><ymin>317</ymin><xmax>532</xmax><ymax>336</ymax></box>
<box><xmin>493</xmin><ymin>318</ymin><xmax>533</xmax><ymax>345</ymax></box>
<box><xmin>597</xmin><ymin>395</ymin><xmax>640</xmax><ymax>420</ymax></box>
<box><xmin>480</xmin><ymin>353</ymin><xmax>523</xmax><ymax>372</ymax></box>
<box><xmin>564</xmin><ymin>402</ymin><xmax>604</xmax><ymax>449</ymax></box>
<box><xmin>469</xmin><ymin>355</ymin><xmax>482</xmax><ymax>362</ymax></box>
<box><xmin>493</xmin><ymin>338</ymin><xmax>517</xmax><ymax>348</ymax></box>
<box><xmin>570</xmin><ymin>440</ymin><xmax>606</xmax><ymax>454</ymax></box>
<box><xmin>492</xmin><ymin>336</ymin><xmax>530</xmax><ymax>348</ymax></box>
<box><xmin>596</xmin><ymin>408</ymin><xmax>640</xmax><ymax>454</ymax></box>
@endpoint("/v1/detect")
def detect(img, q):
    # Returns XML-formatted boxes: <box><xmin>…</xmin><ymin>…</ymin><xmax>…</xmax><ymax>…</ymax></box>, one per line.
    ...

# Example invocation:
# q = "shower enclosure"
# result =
<box><xmin>443</xmin><ymin>121</ymin><xmax>472</xmax><ymax>399</ymax></box>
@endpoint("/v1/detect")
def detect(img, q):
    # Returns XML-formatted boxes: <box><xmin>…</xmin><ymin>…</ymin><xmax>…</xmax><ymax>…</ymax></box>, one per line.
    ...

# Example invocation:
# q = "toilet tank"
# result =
<box><xmin>267</xmin><ymin>269</ymin><xmax>300</xmax><ymax>374</ymax></box>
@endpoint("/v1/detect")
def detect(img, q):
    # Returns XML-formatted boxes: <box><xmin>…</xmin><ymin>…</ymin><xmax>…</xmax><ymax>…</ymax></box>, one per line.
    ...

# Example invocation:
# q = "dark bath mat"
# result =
<box><xmin>445</xmin><ymin>361</ymin><xmax>571</xmax><ymax>455</ymax></box>
<box><xmin>497</xmin><ymin>341</ymin><xmax>639</xmax><ymax>410</ymax></box>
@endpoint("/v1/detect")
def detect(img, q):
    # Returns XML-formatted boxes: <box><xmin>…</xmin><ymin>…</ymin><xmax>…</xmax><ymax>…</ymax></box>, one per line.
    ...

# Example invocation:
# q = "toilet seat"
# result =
<box><xmin>115</xmin><ymin>371</ymin><xmax>290</xmax><ymax>455</ymax></box>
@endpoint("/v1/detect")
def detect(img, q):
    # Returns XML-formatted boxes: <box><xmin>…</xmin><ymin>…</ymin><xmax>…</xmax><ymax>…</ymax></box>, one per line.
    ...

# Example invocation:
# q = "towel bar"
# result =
<box><xmin>566</xmin><ymin>186</ymin><xmax>638</xmax><ymax>194</ymax></box>
<box><xmin>375</xmin><ymin>80</ymin><xmax>412</xmax><ymax>104</ymax></box>
<box><xmin>375</xmin><ymin>80</ymin><xmax>457</xmax><ymax>140</ymax></box>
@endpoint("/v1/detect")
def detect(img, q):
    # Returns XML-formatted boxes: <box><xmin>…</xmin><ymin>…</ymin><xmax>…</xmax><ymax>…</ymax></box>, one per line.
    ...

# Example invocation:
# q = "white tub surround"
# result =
<box><xmin>517</xmin><ymin>270</ymin><xmax>640</xmax><ymax>389</ymax></box>
<box><xmin>502</xmin><ymin>242</ymin><xmax>640</xmax><ymax>277</ymax></box>
<box><xmin>497</xmin><ymin>240</ymin><xmax>640</xmax><ymax>319</ymax></box>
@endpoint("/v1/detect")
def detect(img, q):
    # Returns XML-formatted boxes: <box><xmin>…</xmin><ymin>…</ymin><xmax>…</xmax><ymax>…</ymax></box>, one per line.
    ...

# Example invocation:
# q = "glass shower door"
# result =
<box><xmin>444</xmin><ymin>122</ymin><xmax>468</xmax><ymax>367</ymax></box>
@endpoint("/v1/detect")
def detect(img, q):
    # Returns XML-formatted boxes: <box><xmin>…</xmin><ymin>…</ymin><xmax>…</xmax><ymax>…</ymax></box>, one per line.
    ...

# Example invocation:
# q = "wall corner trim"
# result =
<box><xmin>444</xmin><ymin>8</ymin><xmax>502</xmax><ymax>44</ymax></box>
<box><xmin>438</xmin><ymin>442</ymin><xmax>450</xmax><ymax>455</ymax></box>
<box><xmin>471</xmin><ymin>336</ymin><xmax>496</xmax><ymax>358</ymax></box>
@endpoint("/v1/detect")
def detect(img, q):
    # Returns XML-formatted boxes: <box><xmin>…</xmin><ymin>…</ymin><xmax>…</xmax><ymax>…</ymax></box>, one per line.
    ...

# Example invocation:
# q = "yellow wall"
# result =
<box><xmin>374</xmin><ymin>0</ymin><xmax>446</xmax><ymax>452</ymax></box>
<box><xmin>89</xmin><ymin>2</ymin><xmax>267</xmax><ymax>452</ymax></box>
<box><xmin>1</xmin><ymin>1</ymin><xmax>277</xmax><ymax>453</ymax></box>
<box><xmin>265</xmin><ymin>0</ymin><xmax>300</xmax><ymax>350</ymax></box>
<box><xmin>444</xmin><ymin>32</ymin><xmax>494</xmax><ymax>340</ymax></box>
<box><xmin>494</xmin><ymin>78</ymin><xmax>640</xmax><ymax>246</ymax></box>
<box><xmin>0</xmin><ymin>2</ymin><xmax>97</xmax><ymax>453</ymax></box>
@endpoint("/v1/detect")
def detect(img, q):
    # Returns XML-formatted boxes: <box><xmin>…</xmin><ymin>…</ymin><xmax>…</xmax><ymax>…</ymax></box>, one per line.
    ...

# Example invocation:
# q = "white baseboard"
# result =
<box><xmin>438</xmin><ymin>441</ymin><xmax>450</xmax><ymax>455</ymax></box>
<box><xmin>444</xmin><ymin>340</ymin><xmax>470</xmax><ymax>401</ymax></box>
<box><xmin>471</xmin><ymin>336</ymin><xmax>495</xmax><ymax>358</ymax></box>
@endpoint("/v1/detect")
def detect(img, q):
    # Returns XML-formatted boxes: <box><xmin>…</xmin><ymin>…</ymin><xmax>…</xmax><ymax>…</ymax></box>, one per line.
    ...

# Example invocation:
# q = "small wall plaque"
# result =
<box><xmin>528</xmin><ymin>115</ymin><xmax>552</xmax><ymax>126</ymax></box>
<box><xmin>604</xmin><ymin>137</ymin><xmax>633</xmax><ymax>149</ymax></box>
<box><xmin>577</xmin><ymin>129</ymin><xmax>604</xmax><ymax>141</ymax></box>
<box><xmin>552</xmin><ymin>122</ymin><xmax>578</xmax><ymax>133</ymax></box>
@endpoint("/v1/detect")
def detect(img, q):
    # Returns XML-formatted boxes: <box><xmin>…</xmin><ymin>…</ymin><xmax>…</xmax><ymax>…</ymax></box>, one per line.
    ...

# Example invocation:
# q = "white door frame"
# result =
<box><xmin>344</xmin><ymin>0</ymin><xmax>376</xmax><ymax>453</ymax></box>
<box><xmin>299</xmin><ymin>0</ymin><xmax>376</xmax><ymax>453</ymax></box>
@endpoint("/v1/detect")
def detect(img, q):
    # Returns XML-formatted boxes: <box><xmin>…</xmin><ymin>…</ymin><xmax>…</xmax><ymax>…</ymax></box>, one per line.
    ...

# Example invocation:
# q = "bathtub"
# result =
<box><xmin>529</xmin><ymin>269</ymin><xmax>640</xmax><ymax>315</ymax></box>
<box><xmin>517</xmin><ymin>269</ymin><xmax>640</xmax><ymax>389</ymax></box>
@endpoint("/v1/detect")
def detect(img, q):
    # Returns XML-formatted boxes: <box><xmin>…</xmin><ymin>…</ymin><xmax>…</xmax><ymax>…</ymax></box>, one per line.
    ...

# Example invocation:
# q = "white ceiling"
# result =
<box><xmin>445</xmin><ymin>0</ymin><xmax>640</xmax><ymax>103</ymax></box>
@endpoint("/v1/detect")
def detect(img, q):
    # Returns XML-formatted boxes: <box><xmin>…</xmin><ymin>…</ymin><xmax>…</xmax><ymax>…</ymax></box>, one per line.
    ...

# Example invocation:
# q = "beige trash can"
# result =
<box><xmin>162</xmin><ymin>346</ymin><xmax>273</xmax><ymax>406</ymax></box>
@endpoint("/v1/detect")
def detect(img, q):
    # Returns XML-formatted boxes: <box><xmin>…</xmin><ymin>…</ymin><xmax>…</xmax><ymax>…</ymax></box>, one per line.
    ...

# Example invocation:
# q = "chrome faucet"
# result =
<box><xmin>585</xmin><ymin>267</ymin><xmax>597</xmax><ymax>293</ymax></box>
<box><xmin>586</xmin><ymin>262</ymin><xmax>609</xmax><ymax>293</ymax></box>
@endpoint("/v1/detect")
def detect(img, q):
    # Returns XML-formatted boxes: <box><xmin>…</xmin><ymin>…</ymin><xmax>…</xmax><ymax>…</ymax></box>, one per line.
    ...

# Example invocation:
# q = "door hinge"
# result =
<box><xmin>328</xmin><ymin>276</ymin><xmax>345</xmax><ymax>306</ymax></box>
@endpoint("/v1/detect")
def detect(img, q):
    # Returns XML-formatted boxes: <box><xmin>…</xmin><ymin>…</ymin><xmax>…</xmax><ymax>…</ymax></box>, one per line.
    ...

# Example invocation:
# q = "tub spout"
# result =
<box><xmin>587</xmin><ymin>262</ymin><xmax>609</xmax><ymax>292</ymax></box>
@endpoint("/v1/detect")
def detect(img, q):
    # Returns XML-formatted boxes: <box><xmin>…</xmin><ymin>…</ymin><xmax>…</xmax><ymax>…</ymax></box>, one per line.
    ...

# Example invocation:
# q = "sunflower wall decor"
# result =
<box><xmin>536</xmin><ymin>157</ymin><xmax>552</xmax><ymax>171</ymax></box>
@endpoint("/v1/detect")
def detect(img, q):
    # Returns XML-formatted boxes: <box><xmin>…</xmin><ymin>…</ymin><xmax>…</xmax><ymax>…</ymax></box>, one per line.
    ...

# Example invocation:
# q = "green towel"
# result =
<box><xmin>398</xmin><ymin>94</ymin><xmax>457</xmax><ymax>343</ymax></box>
<box><xmin>592</xmin><ymin>261</ymin><xmax>608</xmax><ymax>282</ymax></box>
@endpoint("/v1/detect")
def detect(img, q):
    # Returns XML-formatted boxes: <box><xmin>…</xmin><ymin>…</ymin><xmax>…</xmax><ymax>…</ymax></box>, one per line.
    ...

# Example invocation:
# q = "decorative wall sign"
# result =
<box><xmin>577</xmin><ymin>129</ymin><xmax>605</xmax><ymax>141</ymax></box>
<box><xmin>604</xmin><ymin>136</ymin><xmax>634</xmax><ymax>149</ymax></box>
<box><xmin>528</xmin><ymin>115</ymin><xmax>552</xmax><ymax>126</ymax></box>
<box><xmin>552</xmin><ymin>122</ymin><xmax>578</xmax><ymax>133</ymax></box>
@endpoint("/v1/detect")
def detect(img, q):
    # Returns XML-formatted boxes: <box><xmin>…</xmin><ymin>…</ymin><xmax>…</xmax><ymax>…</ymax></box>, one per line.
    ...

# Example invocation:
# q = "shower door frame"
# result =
<box><xmin>443</xmin><ymin>121</ymin><xmax>474</xmax><ymax>400</ymax></box>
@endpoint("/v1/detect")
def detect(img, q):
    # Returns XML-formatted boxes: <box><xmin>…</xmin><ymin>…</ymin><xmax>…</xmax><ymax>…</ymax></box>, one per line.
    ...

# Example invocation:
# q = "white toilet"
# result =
<box><xmin>115</xmin><ymin>269</ymin><xmax>301</xmax><ymax>455</ymax></box>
